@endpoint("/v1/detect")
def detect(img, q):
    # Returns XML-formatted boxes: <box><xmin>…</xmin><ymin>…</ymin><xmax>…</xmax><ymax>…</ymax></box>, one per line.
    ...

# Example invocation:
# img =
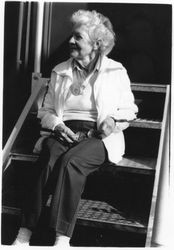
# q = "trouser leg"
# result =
<box><xmin>49</xmin><ymin>137</ymin><xmax>107</xmax><ymax>237</ymax></box>
<box><xmin>21</xmin><ymin>137</ymin><xmax>69</xmax><ymax>229</ymax></box>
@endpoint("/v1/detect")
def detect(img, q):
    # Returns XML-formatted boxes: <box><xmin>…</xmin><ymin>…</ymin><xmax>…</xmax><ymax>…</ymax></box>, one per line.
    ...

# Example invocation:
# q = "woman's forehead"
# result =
<box><xmin>73</xmin><ymin>25</ymin><xmax>91</xmax><ymax>39</ymax></box>
<box><xmin>72</xmin><ymin>24</ymin><xmax>89</xmax><ymax>33</ymax></box>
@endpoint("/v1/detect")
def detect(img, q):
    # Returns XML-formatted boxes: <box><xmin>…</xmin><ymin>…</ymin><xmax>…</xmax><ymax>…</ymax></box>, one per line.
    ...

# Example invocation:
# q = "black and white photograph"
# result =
<box><xmin>1</xmin><ymin>0</ymin><xmax>173</xmax><ymax>248</ymax></box>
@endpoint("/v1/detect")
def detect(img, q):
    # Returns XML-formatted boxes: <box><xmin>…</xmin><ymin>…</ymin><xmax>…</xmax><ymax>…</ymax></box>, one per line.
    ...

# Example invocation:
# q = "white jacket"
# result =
<box><xmin>38</xmin><ymin>56</ymin><xmax>138</xmax><ymax>164</ymax></box>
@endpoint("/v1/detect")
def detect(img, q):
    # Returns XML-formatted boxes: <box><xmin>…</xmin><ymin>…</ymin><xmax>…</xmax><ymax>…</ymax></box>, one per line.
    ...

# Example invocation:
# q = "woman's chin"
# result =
<box><xmin>70</xmin><ymin>50</ymin><xmax>79</xmax><ymax>59</ymax></box>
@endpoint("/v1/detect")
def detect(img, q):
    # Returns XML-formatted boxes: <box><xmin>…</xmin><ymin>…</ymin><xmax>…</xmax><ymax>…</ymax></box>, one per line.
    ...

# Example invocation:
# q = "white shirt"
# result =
<box><xmin>63</xmin><ymin>59</ymin><xmax>99</xmax><ymax>122</ymax></box>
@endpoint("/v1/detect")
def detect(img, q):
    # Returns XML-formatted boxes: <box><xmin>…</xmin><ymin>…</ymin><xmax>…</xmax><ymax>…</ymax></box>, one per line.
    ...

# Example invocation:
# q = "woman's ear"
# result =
<box><xmin>93</xmin><ymin>39</ymin><xmax>101</xmax><ymax>50</ymax></box>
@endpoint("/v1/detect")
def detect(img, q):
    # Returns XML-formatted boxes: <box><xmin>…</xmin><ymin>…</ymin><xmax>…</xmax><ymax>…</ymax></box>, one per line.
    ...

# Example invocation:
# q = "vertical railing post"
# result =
<box><xmin>34</xmin><ymin>1</ymin><xmax>44</xmax><ymax>74</ymax></box>
<box><xmin>151</xmin><ymin>111</ymin><xmax>170</xmax><ymax>247</ymax></box>
<box><xmin>149</xmin><ymin>86</ymin><xmax>171</xmax><ymax>247</ymax></box>
<box><xmin>16</xmin><ymin>2</ymin><xmax>24</xmax><ymax>71</ymax></box>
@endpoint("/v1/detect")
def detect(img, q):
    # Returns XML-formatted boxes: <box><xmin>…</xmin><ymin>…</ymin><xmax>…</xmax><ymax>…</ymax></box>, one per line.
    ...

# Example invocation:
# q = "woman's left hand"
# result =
<box><xmin>98</xmin><ymin>117</ymin><xmax>115</xmax><ymax>139</ymax></box>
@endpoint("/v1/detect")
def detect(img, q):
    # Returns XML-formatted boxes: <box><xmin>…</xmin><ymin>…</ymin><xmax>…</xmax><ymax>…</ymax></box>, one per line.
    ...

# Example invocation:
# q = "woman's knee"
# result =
<box><xmin>60</xmin><ymin>151</ymin><xmax>84</xmax><ymax>176</ymax></box>
<box><xmin>60</xmin><ymin>150</ymin><xmax>93</xmax><ymax>177</ymax></box>
<box><xmin>60</xmin><ymin>151</ymin><xmax>78</xmax><ymax>167</ymax></box>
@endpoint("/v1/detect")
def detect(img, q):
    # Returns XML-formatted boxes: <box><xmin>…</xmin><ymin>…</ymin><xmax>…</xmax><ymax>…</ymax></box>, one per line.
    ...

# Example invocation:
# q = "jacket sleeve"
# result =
<box><xmin>111</xmin><ymin>67</ymin><xmax>138</xmax><ymax>123</ymax></box>
<box><xmin>37</xmin><ymin>71</ymin><xmax>64</xmax><ymax>130</ymax></box>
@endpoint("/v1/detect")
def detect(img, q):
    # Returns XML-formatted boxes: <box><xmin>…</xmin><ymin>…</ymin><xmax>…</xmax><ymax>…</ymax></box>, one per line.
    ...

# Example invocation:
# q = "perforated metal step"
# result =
<box><xmin>77</xmin><ymin>199</ymin><xmax>147</xmax><ymax>233</ymax></box>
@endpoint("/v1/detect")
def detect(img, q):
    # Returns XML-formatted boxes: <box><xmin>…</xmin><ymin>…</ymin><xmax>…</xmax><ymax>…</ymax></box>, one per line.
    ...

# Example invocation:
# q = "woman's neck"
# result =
<box><xmin>77</xmin><ymin>52</ymin><xmax>100</xmax><ymax>74</ymax></box>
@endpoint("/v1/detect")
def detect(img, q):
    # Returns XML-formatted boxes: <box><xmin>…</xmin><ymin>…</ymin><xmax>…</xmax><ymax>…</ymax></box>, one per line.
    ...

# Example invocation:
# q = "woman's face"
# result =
<box><xmin>69</xmin><ymin>25</ymin><xmax>95</xmax><ymax>62</ymax></box>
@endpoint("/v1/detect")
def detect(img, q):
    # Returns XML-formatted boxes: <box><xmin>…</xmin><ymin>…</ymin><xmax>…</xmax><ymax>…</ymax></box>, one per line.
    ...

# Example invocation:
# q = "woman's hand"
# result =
<box><xmin>98</xmin><ymin>117</ymin><xmax>115</xmax><ymax>139</ymax></box>
<box><xmin>98</xmin><ymin>118</ymin><xmax>130</xmax><ymax>139</ymax></box>
<box><xmin>54</xmin><ymin>124</ymin><xmax>78</xmax><ymax>143</ymax></box>
<box><xmin>114</xmin><ymin>121</ymin><xmax>129</xmax><ymax>132</ymax></box>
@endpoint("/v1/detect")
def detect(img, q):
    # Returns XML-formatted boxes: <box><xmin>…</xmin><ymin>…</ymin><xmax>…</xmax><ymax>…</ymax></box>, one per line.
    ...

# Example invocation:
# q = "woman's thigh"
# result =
<box><xmin>61</xmin><ymin>138</ymin><xmax>107</xmax><ymax>175</ymax></box>
<box><xmin>42</xmin><ymin>137</ymin><xmax>69</xmax><ymax>168</ymax></box>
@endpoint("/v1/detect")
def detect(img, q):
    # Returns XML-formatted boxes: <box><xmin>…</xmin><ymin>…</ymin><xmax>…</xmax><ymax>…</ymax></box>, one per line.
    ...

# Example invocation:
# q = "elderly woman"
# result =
<box><xmin>13</xmin><ymin>9</ymin><xmax>138</xmax><ymax>246</ymax></box>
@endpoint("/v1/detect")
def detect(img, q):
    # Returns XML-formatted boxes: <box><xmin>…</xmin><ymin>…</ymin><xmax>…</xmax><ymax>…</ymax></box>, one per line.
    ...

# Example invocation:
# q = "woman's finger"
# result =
<box><xmin>66</xmin><ymin>128</ymin><xmax>78</xmax><ymax>141</ymax></box>
<box><xmin>61</xmin><ymin>132</ymin><xmax>74</xmax><ymax>143</ymax></box>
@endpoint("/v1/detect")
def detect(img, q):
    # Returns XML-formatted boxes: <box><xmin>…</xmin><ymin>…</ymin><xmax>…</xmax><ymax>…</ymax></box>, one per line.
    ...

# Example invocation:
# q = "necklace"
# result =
<box><xmin>70</xmin><ymin>82</ymin><xmax>86</xmax><ymax>96</ymax></box>
<box><xmin>70</xmin><ymin>69</ymin><xmax>91</xmax><ymax>96</ymax></box>
<box><xmin>70</xmin><ymin>55</ymin><xmax>100</xmax><ymax>96</ymax></box>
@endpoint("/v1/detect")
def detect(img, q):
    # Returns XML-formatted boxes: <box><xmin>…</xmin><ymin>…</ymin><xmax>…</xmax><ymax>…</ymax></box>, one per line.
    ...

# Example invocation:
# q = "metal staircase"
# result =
<box><xmin>2</xmin><ymin>73</ymin><xmax>170</xmax><ymax>247</ymax></box>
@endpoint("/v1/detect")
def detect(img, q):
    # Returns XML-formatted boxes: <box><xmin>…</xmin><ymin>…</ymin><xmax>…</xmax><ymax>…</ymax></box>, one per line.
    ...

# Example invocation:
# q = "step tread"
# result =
<box><xmin>77</xmin><ymin>199</ymin><xmax>146</xmax><ymax>233</ymax></box>
<box><xmin>130</xmin><ymin>119</ymin><xmax>162</xmax><ymax>129</ymax></box>
<box><xmin>10</xmin><ymin>153</ymin><xmax>156</xmax><ymax>173</ymax></box>
<box><xmin>131</xmin><ymin>83</ymin><xmax>167</xmax><ymax>93</ymax></box>
<box><xmin>118</xmin><ymin>156</ymin><xmax>156</xmax><ymax>171</ymax></box>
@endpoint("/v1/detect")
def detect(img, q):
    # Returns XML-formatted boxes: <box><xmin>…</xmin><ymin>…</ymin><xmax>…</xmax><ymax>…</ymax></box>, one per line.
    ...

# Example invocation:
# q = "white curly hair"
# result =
<box><xmin>70</xmin><ymin>9</ymin><xmax>116</xmax><ymax>55</ymax></box>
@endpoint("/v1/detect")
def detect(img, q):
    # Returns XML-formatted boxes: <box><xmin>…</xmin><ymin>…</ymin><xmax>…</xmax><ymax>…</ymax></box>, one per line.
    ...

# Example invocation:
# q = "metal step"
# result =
<box><xmin>130</xmin><ymin>119</ymin><xmax>162</xmax><ymax>129</ymax></box>
<box><xmin>131</xmin><ymin>83</ymin><xmax>167</xmax><ymax>93</ymax></box>
<box><xmin>9</xmin><ymin>153</ymin><xmax>156</xmax><ymax>174</ymax></box>
<box><xmin>77</xmin><ymin>199</ymin><xmax>147</xmax><ymax>233</ymax></box>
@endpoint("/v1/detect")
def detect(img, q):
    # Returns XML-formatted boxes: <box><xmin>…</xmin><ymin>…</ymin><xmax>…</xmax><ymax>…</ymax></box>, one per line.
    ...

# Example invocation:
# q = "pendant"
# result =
<box><xmin>70</xmin><ymin>84</ymin><xmax>85</xmax><ymax>96</ymax></box>
<box><xmin>70</xmin><ymin>84</ymin><xmax>81</xmax><ymax>95</ymax></box>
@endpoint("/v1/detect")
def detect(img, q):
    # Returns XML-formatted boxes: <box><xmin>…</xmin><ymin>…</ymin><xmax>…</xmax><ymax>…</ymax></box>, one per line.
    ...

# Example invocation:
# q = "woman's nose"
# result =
<box><xmin>69</xmin><ymin>36</ymin><xmax>75</xmax><ymax>44</ymax></box>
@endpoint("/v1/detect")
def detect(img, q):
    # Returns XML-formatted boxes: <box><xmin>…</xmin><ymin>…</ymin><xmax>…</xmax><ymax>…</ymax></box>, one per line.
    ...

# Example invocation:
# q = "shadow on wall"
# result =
<box><xmin>43</xmin><ymin>37</ymin><xmax>70</xmax><ymax>76</ymax></box>
<box><xmin>41</xmin><ymin>2</ymin><xmax>88</xmax><ymax>76</ymax></box>
<box><xmin>88</xmin><ymin>3</ymin><xmax>172</xmax><ymax>84</ymax></box>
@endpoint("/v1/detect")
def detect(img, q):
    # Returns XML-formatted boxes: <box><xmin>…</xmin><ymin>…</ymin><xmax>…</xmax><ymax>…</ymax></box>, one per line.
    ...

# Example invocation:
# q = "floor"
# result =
<box><xmin>1</xmin><ymin>212</ymin><xmax>146</xmax><ymax>247</ymax></box>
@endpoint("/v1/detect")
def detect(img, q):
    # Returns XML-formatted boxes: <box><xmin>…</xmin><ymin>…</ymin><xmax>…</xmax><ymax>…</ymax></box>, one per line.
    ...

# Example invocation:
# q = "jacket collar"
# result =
<box><xmin>55</xmin><ymin>55</ymin><xmax>123</xmax><ymax>78</ymax></box>
<box><xmin>56</xmin><ymin>58</ymin><xmax>73</xmax><ymax>78</ymax></box>
<box><xmin>72</xmin><ymin>55</ymin><xmax>101</xmax><ymax>74</ymax></box>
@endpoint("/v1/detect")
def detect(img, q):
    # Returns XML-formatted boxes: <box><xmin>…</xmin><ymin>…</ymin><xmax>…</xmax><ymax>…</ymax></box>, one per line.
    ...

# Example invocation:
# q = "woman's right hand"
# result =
<box><xmin>54</xmin><ymin>124</ymin><xmax>78</xmax><ymax>143</ymax></box>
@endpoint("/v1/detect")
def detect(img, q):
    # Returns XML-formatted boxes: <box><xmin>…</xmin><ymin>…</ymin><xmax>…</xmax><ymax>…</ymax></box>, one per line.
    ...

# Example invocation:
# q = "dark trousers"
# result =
<box><xmin>21</xmin><ymin>121</ymin><xmax>107</xmax><ymax>237</ymax></box>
